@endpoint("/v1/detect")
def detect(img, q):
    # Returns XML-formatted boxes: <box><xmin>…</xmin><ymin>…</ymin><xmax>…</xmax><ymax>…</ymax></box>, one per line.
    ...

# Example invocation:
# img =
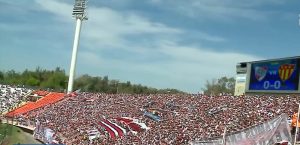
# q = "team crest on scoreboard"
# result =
<box><xmin>255</xmin><ymin>66</ymin><xmax>268</xmax><ymax>81</ymax></box>
<box><xmin>278</xmin><ymin>64</ymin><xmax>295</xmax><ymax>82</ymax></box>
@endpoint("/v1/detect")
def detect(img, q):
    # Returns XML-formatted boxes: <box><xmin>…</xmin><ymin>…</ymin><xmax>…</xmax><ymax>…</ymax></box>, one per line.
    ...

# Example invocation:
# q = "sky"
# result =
<box><xmin>0</xmin><ymin>0</ymin><xmax>300</xmax><ymax>93</ymax></box>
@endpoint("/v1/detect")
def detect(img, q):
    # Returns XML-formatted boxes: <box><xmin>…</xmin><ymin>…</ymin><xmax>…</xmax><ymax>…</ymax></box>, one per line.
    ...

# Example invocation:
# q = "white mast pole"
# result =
<box><xmin>67</xmin><ymin>0</ymin><xmax>87</xmax><ymax>93</ymax></box>
<box><xmin>67</xmin><ymin>19</ymin><xmax>82</xmax><ymax>93</ymax></box>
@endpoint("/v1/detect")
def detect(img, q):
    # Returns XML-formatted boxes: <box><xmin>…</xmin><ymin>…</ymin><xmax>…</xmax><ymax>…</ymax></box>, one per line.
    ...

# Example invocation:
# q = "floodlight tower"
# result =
<box><xmin>67</xmin><ymin>0</ymin><xmax>88</xmax><ymax>93</ymax></box>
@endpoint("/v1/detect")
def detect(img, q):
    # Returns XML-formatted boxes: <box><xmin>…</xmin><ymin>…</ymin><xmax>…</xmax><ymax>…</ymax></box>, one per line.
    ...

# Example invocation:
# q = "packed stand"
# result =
<box><xmin>0</xmin><ymin>84</ymin><xmax>32</xmax><ymax>114</ymax></box>
<box><xmin>5</xmin><ymin>92</ymin><xmax>65</xmax><ymax>118</ymax></box>
<box><xmin>16</xmin><ymin>93</ymin><xmax>298</xmax><ymax>145</ymax></box>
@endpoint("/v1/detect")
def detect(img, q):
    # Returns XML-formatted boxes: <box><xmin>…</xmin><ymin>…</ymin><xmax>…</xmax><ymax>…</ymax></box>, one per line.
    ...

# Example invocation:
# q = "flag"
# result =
<box><xmin>144</xmin><ymin>111</ymin><xmax>161</xmax><ymax>121</ymax></box>
<box><xmin>115</xmin><ymin>117</ymin><xmax>149</xmax><ymax>133</ymax></box>
<box><xmin>102</xmin><ymin>119</ymin><xmax>126</xmax><ymax>137</ymax></box>
<box><xmin>97</xmin><ymin>119</ymin><xmax>128</xmax><ymax>139</ymax></box>
<box><xmin>87</xmin><ymin>129</ymin><xmax>100</xmax><ymax>141</ymax></box>
<box><xmin>98</xmin><ymin>121</ymin><xmax>116</xmax><ymax>139</ymax></box>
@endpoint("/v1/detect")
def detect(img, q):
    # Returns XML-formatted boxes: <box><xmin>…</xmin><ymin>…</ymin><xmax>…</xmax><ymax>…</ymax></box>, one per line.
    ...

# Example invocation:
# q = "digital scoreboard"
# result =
<box><xmin>248</xmin><ymin>59</ymin><xmax>300</xmax><ymax>92</ymax></box>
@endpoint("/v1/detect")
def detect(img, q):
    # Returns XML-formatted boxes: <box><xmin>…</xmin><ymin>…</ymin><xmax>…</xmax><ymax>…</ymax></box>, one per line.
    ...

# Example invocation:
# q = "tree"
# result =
<box><xmin>26</xmin><ymin>76</ymin><xmax>40</xmax><ymax>86</ymax></box>
<box><xmin>109</xmin><ymin>80</ymin><xmax>119</xmax><ymax>94</ymax></box>
<box><xmin>0</xmin><ymin>68</ymin><xmax>184</xmax><ymax>94</ymax></box>
<box><xmin>0</xmin><ymin>71</ymin><xmax>4</xmax><ymax>81</ymax></box>
<box><xmin>202</xmin><ymin>76</ymin><xmax>235</xmax><ymax>95</ymax></box>
<box><xmin>6</xmin><ymin>70</ymin><xmax>21</xmax><ymax>84</ymax></box>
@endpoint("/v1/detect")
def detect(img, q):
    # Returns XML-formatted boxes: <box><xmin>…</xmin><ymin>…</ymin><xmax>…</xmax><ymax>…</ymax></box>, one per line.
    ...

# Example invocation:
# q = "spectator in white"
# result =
<box><xmin>0</xmin><ymin>84</ymin><xmax>32</xmax><ymax>114</ymax></box>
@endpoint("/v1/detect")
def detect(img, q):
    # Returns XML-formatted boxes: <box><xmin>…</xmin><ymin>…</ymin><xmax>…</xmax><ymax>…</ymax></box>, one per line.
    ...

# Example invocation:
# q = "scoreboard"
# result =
<box><xmin>246</xmin><ymin>58</ymin><xmax>300</xmax><ymax>93</ymax></box>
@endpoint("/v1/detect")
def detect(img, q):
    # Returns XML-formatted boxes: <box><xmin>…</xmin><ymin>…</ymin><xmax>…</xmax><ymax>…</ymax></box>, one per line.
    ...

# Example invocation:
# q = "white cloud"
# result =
<box><xmin>152</xmin><ymin>0</ymin><xmax>284</xmax><ymax>21</ymax></box>
<box><xmin>189</xmin><ymin>3</ymin><xmax>265</xmax><ymax>21</ymax></box>
<box><xmin>151</xmin><ymin>42</ymin><xmax>262</xmax><ymax>92</ymax></box>
<box><xmin>34</xmin><ymin>0</ymin><xmax>226</xmax><ymax>49</ymax></box>
<box><xmin>34</xmin><ymin>0</ymin><xmax>263</xmax><ymax>92</ymax></box>
<box><xmin>82</xmin><ymin>7</ymin><xmax>182</xmax><ymax>48</ymax></box>
<box><xmin>35</xmin><ymin>0</ymin><xmax>72</xmax><ymax>19</ymax></box>
<box><xmin>79</xmin><ymin>51</ymin><xmax>103</xmax><ymax>66</ymax></box>
<box><xmin>197</xmin><ymin>32</ymin><xmax>226</xmax><ymax>42</ymax></box>
<box><xmin>35</xmin><ymin>0</ymin><xmax>185</xmax><ymax>48</ymax></box>
<box><xmin>77</xmin><ymin>40</ymin><xmax>262</xmax><ymax>92</ymax></box>
<box><xmin>34</xmin><ymin>0</ymin><xmax>284</xmax><ymax>23</ymax></box>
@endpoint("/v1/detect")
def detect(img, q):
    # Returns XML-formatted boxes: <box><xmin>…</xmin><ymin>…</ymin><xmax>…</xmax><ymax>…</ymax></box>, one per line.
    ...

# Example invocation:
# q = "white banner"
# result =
<box><xmin>191</xmin><ymin>114</ymin><xmax>292</xmax><ymax>145</ymax></box>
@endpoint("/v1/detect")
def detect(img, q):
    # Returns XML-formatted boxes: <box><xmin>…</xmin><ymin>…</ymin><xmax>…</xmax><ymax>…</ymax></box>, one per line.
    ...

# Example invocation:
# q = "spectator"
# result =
<box><xmin>0</xmin><ymin>84</ymin><xmax>32</xmax><ymax>114</ymax></box>
<box><xmin>8</xmin><ymin>92</ymin><xmax>298</xmax><ymax>144</ymax></box>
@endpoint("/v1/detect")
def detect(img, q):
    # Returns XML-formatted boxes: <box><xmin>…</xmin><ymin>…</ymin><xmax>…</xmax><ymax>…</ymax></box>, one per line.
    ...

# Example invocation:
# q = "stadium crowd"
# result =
<box><xmin>15</xmin><ymin>92</ymin><xmax>297</xmax><ymax>145</ymax></box>
<box><xmin>0</xmin><ymin>84</ymin><xmax>32</xmax><ymax>114</ymax></box>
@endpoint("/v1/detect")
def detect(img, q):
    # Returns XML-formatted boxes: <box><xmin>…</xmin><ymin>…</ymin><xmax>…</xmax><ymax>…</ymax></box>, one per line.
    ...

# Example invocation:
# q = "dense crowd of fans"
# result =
<box><xmin>14</xmin><ymin>92</ymin><xmax>297</xmax><ymax>145</ymax></box>
<box><xmin>0</xmin><ymin>84</ymin><xmax>32</xmax><ymax>114</ymax></box>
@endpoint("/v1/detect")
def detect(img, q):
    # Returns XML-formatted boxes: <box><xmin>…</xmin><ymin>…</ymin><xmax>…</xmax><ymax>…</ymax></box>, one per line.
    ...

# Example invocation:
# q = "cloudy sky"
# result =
<box><xmin>0</xmin><ymin>0</ymin><xmax>300</xmax><ymax>93</ymax></box>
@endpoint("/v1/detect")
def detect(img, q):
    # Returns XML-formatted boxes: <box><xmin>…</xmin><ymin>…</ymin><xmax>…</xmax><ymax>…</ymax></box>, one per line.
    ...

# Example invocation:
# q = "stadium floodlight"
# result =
<box><xmin>67</xmin><ymin>0</ymin><xmax>88</xmax><ymax>93</ymax></box>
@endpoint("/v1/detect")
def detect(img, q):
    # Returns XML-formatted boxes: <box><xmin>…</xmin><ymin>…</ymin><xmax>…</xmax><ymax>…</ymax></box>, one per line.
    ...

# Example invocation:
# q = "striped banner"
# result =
<box><xmin>98</xmin><ymin>119</ymin><xmax>127</xmax><ymax>139</ymax></box>
<box><xmin>190</xmin><ymin>114</ymin><xmax>292</xmax><ymax>145</ymax></box>
<box><xmin>103</xmin><ymin>119</ymin><xmax>125</xmax><ymax>137</ymax></box>
<box><xmin>98</xmin><ymin>121</ymin><xmax>116</xmax><ymax>139</ymax></box>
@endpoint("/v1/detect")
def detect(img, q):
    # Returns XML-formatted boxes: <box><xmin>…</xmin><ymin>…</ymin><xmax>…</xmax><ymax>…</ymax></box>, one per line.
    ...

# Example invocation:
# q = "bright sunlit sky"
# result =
<box><xmin>1</xmin><ymin>0</ymin><xmax>300</xmax><ymax>93</ymax></box>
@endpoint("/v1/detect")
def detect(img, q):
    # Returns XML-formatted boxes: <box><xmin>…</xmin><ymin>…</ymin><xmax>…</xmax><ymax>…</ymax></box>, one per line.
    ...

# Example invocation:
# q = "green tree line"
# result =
<box><xmin>0</xmin><ymin>67</ymin><xmax>183</xmax><ymax>94</ymax></box>
<box><xmin>202</xmin><ymin>76</ymin><xmax>235</xmax><ymax>95</ymax></box>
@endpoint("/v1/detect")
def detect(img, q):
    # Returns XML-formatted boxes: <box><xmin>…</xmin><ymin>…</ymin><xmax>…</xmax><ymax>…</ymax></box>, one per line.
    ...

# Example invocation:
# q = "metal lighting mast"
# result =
<box><xmin>67</xmin><ymin>0</ymin><xmax>88</xmax><ymax>93</ymax></box>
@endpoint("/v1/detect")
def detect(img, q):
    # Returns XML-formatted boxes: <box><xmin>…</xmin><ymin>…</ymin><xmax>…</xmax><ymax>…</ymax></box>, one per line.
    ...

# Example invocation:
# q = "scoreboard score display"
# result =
<box><xmin>248</xmin><ymin>59</ymin><xmax>300</xmax><ymax>92</ymax></box>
